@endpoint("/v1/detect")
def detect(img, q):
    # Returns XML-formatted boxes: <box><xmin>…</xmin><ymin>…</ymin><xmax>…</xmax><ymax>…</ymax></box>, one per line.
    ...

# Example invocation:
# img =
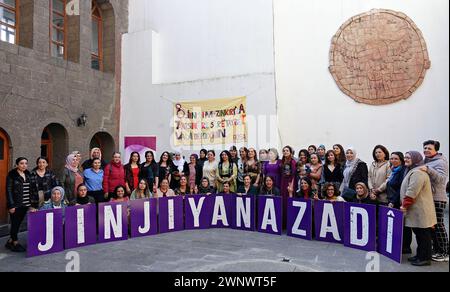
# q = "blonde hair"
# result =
<box><xmin>355</xmin><ymin>182</ymin><xmax>369</xmax><ymax>197</ymax></box>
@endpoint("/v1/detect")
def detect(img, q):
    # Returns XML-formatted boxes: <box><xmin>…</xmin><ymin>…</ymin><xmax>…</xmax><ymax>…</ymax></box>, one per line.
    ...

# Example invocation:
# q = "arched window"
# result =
<box><xmin>91</xmin><ymin>0</ymin><xmax>103</xmax><ymax>70</ymax></box>
<box><xmin>50</xmin><ymin>0</ymin><xmax>66</xmax><ymax>59</ymax></box>
<box><xmin>0</xmin><ymin>0</ymin><xmax>18</xmax><ymax>44</ymax></box>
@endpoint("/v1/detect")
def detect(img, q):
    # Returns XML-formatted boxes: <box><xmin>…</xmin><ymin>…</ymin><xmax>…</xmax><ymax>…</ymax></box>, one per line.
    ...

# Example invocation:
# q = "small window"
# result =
<box><xmin>91</xmin><ymin>0</ymin><xmax>103</xmax><ymax>70</ymax></box>
<box><xmin>0</xmin><ymin>0</ymin><xmax>17</xmax><ymax>44</ymax></box>
<box><xmin>50</xmin><ymin>0</ymin><xmax>66</xmax><ymax>59</ymax></box>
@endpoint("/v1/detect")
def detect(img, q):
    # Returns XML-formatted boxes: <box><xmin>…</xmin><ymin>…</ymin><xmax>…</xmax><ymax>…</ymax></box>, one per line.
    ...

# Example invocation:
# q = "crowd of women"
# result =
<box><xmin>4</xmin><ymin>141</ymin><xmax>449</xmax><ymax>267</ymax></box>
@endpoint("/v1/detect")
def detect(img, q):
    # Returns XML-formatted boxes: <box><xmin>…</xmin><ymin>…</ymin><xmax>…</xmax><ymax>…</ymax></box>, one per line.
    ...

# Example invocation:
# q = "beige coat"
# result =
<box><xmin>400</xmin><ymin>168</ymin><xmax>437</xmax><ymax>229</ymax></box>
<box><xmin>369</xmin><ymin>161</ymin><xmax>391</xmax><ymax>204</ymax></box>
<box><xmin>156</xmin><ymin>188</ymin><xmax>176</xmax><ymax>198</ymax></box>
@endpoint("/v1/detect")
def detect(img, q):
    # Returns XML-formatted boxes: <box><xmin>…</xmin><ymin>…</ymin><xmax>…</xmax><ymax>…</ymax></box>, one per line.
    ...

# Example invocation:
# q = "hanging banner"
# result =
<box><xmin>159</xmin><ymin>196</ymin><xmax>185</xmax><ymax>233</ymax></box>
<box><xmin>344</xmin><ymin>203</ymin><xmax>377</xmax><ymax>252</ymax></box>
<box><xmin>124</xmin><ymin>136</ymin><xmax>157</xmax><ymax>162</ymax></box>
<box><xmin>231</xmin><ymin>195</ymin><xmax>256</xmax><ymax>231</ymax></box>
<box><xmin>314</xmin><ymin>201</ymin><xmax>344</xmax><ymax>244</ymax></box>
<box><xmin>65</xmin><ymin>205</ymin><xmax>97</xmax><ymax>249</ymax></box>
<box><xmin>98</xmin><ymin>202</ymin><xmax>129</xmax><ymax>243</ymax></box>
<box><xmin>287</xmin><ymin>198</ymin><xmax>313</xmax><ymax>241</ymax></box>
<box><xmin>257</xmin><ymin>196</ymin><xmax>282</xmax><ymax>236</ymax></box>
<box><xmin>173</xmin><ymin>96</ymin><xmax>248</xmax><ymax>146</ymax></box>
<box><xmin>27</xmin><ymin>209</ymin><xmax>64</xmax><ymax>258</ymax></box>
<box><xmin>185</xmin><ymin>195</ymin><xmax>213</xmax><ymax>230</ymax></box>
<box><xmin>378</xmin><ymin>206</ymin><xmax>404</xmax><ymax>263</ymax></box>
<box><xmin>130</xmin><ymin>199</ymin><xmax>158</xmax><ymax>238</ymax></box>
<box><xmin>210</xmin><ymin>194</ymin><xmax>233</xmax><ymax>229</ymax></box>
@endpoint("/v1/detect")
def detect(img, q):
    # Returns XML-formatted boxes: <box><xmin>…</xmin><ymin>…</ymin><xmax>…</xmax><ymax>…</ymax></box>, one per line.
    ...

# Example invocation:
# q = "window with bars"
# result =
<box><xmin>50</xmin><ymin>0</ymin><xmax>66</xmax><ymax>59</ymax></box>
<box><xmin>91</xmin><ymin>0</ymin><xmax>103</xmax><ymax>70</ymax></box>
<box><xmin>0</xmin><ymin>0</ymin><xmax>17</xmax><ymax>44</ymax></box>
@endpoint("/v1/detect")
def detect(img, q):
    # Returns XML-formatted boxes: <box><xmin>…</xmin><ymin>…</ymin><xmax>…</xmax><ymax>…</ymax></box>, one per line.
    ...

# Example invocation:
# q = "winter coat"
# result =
<box><xmin>424</xmin><ymin>154</ymin><xmax>449</xmax><ymax>202</ymax></box>
<box><xmin>401</xmin><ymin>168</ymin><xmax>437</xmax><ymax>229</ymax></box>
<box><xmin>103</xmin><ymin>162</ymin><xmax>126</xmax><ymax>194</ymax></box>
<box><xmin>6</xmin><ymin>169</ymin><xmax>38</xmax><ymax>209</ymax></box>
<box><xmin>369</xmin><ymin>161</ymin><xmax>392</xmax><ymax>204</ymax></box>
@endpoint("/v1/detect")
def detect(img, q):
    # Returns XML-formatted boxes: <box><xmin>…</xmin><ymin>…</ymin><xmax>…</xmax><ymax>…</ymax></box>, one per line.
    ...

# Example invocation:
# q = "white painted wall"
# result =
<box><xmin>122</xmin><ymin>0</ymin><xmax>449</xmax><ymax>163</ymax></box>
<box><xmin>274</xmin><ymin>0</ymin><xmax>449</xmax><ymax>163</ymax></box>
<box><xmin>121</xmin><ymin>0</ymin><xmax>279</xmax><ymax>156</ymax></box>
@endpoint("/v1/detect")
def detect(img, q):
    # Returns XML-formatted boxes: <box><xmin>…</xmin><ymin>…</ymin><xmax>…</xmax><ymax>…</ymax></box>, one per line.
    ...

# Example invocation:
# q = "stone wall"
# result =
<box><xmin>0</xmin><ymin>0</ymin><xmax>128</xmax><ymax>172</ymax></box>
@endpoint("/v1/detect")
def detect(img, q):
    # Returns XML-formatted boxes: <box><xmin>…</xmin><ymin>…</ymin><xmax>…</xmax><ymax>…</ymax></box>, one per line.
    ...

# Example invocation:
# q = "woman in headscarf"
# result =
<box><xmin>340</xmin><ymin>147</ymin><xmax>368</xmax><ymax>201</ymax></box>
<box><xmin>171</xmin><ymin>152</ymin><xmax>188</xmax><ymax>190</ymax></box>
<box><xmin>61</xmin><ymin>154</ymin><xmax>83</xmax><ymax>206</ymax></box>
<box><xmin>401</xmin><ymin>151</ymin><xmax>437</xmax><ymax>267</ymax></box>
<box><xmin>196</xmin><ymin>177</ymin><xmax>216</xmax><ymax>195</ymax></box>
<box><xmin>40</xmin><ymin>186</ymin><xmax>67</xmax><ymax>210</ymax></box>
<box><xmin>347</xmin><ymin>182</ymin><xmax>377</xmax><ymax>205</ymax></box>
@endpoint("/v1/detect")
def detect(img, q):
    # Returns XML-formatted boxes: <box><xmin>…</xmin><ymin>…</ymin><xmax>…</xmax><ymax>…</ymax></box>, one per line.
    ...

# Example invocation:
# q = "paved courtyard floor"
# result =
<box><xmin>0</xmin><ymin>223</ymin><xmax>448</xmax><ymax>272</ymax></box>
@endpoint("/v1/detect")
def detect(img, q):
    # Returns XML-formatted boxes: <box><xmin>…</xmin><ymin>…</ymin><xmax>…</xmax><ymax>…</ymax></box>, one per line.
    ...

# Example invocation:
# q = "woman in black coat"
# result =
<box><xmin>30</xmin><ymin>156</ymin><xmax>61</xmax><ymax>207</ymax></box>
<box><xmin>5</xmin><ymin>157</ymin><xmax>38</xmax><ymax>252</ymax></box>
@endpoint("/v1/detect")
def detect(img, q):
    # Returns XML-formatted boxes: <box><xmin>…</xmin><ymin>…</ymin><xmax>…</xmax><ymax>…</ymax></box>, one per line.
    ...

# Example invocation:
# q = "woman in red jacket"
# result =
<box><xmin>103</xmin><ymin>152</ymin><xmax>126</xmax><ymax>201</ymax></box>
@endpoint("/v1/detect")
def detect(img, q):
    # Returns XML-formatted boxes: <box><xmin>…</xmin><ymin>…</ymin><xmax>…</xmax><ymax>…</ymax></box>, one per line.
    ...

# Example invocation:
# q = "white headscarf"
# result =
<box><xmin>65</xmin><ymin>154</ymin><xmax>79</xmax><ymax>173</ymax></box>
<box><xmin>341</xmin><ymin>147</ymin><xmax>358</xmax><ymax>191</ymax></box>
<box><xmin>173</xmin><ymin>151</ymin><xmax>186</xmax><ymax>172</ymax></box>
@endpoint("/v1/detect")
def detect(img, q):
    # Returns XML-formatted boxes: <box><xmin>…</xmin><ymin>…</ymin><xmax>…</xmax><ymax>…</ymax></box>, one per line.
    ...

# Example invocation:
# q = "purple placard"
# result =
<box><xmin>98</xmin><ymin>202</ymin><xmax>128</xmax><ymax>243</ymax></box>
<box><xmin>185</xmin><ymin>195</ymin><xmax>213</xmax><ymax>230</ymax></box>
<box><xmin>314</xmin><ymin>201</ymin><xmax>344</xmax><ymax>243</ymax></box>
<box><xmin>231</xmin><ymin>195</ymin><xmax>256</xmax><ymax>231</ymax></box>
<box><xmin>209</xmin><ymin>194</ymin><xmax>233</xmax><ymax>229</ymax></box>
<box><xmin>159</xmin><ymin>196</ymin><xmax>185</xmax><ymax>233</ymax></box>
<box><xmin>378</xmin><ymin>206</ymin><xmax>404</xmax><ymax>263</ymax></box>
<box><xmin>130</xmin><ymin>198</ymin><xmax>158</xmax><ymax>238</ymax></box>
<box><xmin>27</xmin><ymin>209</ymin><xmax>64</xmax><ymax>258</ymax></box>
<box><xmin>344</xmin><ymin>203</ymin><xmax>377</xmax><ymax>252</ymax></box>
<box><xmin>257</xmin><ymin>196</ymin><xmax>282</xmax><ymax>235</ymax></box>
<box><xmin>287</xmin><ymin>198</ymin><xmax>313</xmax><ymax>240</ymax></box>
<box><xmin>65</xmin><ymin>204</ymin><xmax>97</xmax><ymax>249</ymax></box>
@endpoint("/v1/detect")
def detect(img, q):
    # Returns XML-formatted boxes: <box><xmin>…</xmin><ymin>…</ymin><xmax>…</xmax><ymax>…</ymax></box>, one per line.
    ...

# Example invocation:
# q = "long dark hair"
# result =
<box><xmin>219</xmin><ymin>151</ymin><xmax>232</xmax><ymax>164</ymax></box>
<box><xmin>144</xmin><ymin>151</ymin><xmax>156</xmax><ymax>165</ymax></box>
<box><xmin>159</xmin><ymin>151</ymin><xmax>173</xmax><ymax>166</ymax></box>
<box><xmin>298</xmin><ymin>149</ymin><xmax>310</xmax><ymax>164</ymax></box>
<box><xmin>333</xmin><ymin>144</ymin><xmax>346</xmax><ymax>164</ymax></box>
<box><xmin>199</xmin><ymin>149</ymin><xmax>208</xmax><ymax>161</ymax></box>
<box><xmin>263</xmin><ymin>176</ymin><xmax>275</xmax><ymax>190</ymax></box>
<box><xmin>325</xmin><ymin>150</ymin><xmax>339</xmax><ymax>167</ymax></box>
<box><xmin>128</xmin><ymin>151</ymin><xmax>141</xmax><ymax>165</ymax></box>
<box><xmin>113</xmin><ymin>185</ymin><xmax>126</xmax><ymax>199</ymax></box>
<box><xmin>282</xmin><ymin>146</ymin><xmax>294</xmax><ymax>165</ymax></box>
<box><xmin>299</xmin><ymin>177</ymin><xmax>314</xmax><ymax>197</ymax></box>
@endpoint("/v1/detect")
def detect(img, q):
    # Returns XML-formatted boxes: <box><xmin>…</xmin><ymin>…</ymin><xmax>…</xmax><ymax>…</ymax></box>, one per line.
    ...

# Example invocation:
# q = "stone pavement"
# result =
<box><xmin>0</xmin><ymin>225</ymin><xmax>448</xmax><ymax>272</ymax></box>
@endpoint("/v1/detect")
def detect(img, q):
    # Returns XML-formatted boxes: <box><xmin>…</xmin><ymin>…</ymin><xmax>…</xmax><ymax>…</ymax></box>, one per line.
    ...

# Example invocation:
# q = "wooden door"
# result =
<box><xmin>0</xmin><ymin>130</ymin><xmax>10</xmax><ymax>224</ymax></box>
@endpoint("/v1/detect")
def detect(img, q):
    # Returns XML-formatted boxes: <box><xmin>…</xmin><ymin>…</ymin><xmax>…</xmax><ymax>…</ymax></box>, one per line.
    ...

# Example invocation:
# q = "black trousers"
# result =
<box><xmin>403</xmin><ymin>226</ymin><xmax>433</xmax><ymax>261</ymax></box>
<box><xmin>88</xmin><ymin>190</ymin><xmax>107</xmax><ymax>204</ymax></box>
<box><xmin>9</xmin><ymin>207</ymin><xmax>28</xmax><ymax>242</ymax></box>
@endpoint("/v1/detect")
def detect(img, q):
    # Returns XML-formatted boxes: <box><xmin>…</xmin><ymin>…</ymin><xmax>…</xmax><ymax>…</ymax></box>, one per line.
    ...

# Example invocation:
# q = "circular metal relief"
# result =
<box><xmin>329</xmin><ymin>9</ymin><xmax>431</xmax><ymax>105</ymax></box>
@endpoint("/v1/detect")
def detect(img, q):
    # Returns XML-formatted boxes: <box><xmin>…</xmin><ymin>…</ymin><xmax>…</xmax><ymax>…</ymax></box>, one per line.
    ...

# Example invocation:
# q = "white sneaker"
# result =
<box><xmin>431</xmin><ymin>253</ymin><xmax>449</xmax><ymax>262</ymax></box>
